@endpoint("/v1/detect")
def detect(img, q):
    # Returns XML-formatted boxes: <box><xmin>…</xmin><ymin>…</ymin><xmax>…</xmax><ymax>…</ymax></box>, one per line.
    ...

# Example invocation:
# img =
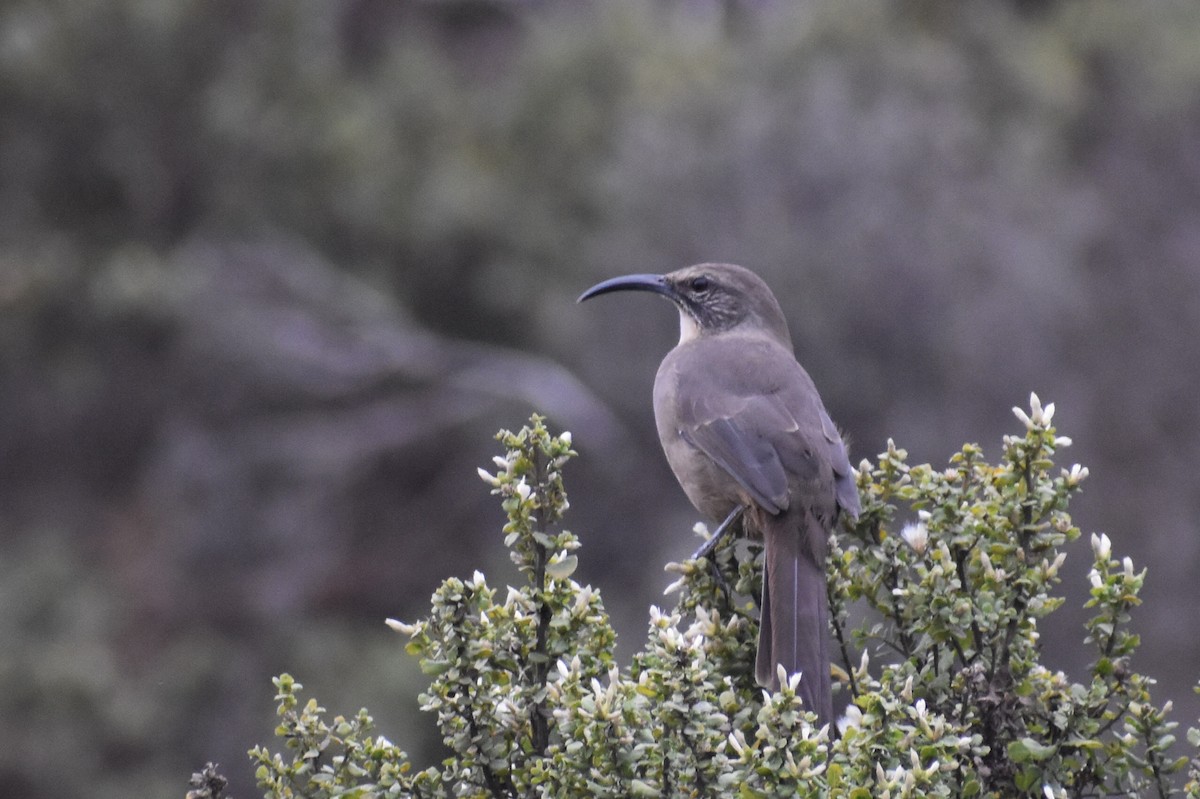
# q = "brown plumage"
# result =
<box><xmin>580</xmin><ymin>263</ymin><xmax>859</xmax><ymax>725</ymax></box>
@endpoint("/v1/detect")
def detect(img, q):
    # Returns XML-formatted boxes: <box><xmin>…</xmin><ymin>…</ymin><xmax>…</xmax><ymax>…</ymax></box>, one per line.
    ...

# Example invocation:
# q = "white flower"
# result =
<box><xmin>1030</xmin><ymin>392</ymin><xmax>1044</xmax><ymax>423</ymax></box>
<box><xmin>837</xmin><ymin>704</ymin><xmax>863</xmax><ymax>735</ymax></box>
<box><xmin>1012</xmin><ymin>405</ymin><xmax>1034</xmax><ymax>430</ymax></box>
<box><xmin>1091</xmin><ymin>532</ymin><xmax>1111</xmax><ymax>560</ymax></box>
<box><xmin>1015</xmin><ymin>393</ymin><xmax>1055</xmax><ymax>429</ymax></box>
<box><xmin>572</xmin><ymin>585</ymin><xmax>595</xmax><ymax>617</ymax></box>
<box><xmin>1088</xmin><ymin>568</ymin><xmax>1103</xmax><ymax>589</ymax></box>
<box><xmin>1065</xmin><ymin>463</ymin><xmax>1089</xmax><ymax>487</ymax></box>
<box><xmin>560</xmin><ymin>431</ymin><xmax>572</xmax><ymax>446</ymax></box>
<box><xmin>515</xmin><ymin>478</ymin><xmax>532</xmax><ymax>501</ymax></box>
<box><xmin>385</xmin><ymin>617</ymin><xmax>416</xmax><ymax>634</ymax></box>
<box><xmin>477</xmin><ymin>467</ymin><xmax>501</xmax><ymax>486</ymax></box>
<box><xmin>780</xmin><ymin>663</ymin><xmax>800</xmax><ymax>693</ymax></box>
<box><xmin>901</xmin><ymin>521</ymin><xmax>929</xmax><ymax>555</ymax></box>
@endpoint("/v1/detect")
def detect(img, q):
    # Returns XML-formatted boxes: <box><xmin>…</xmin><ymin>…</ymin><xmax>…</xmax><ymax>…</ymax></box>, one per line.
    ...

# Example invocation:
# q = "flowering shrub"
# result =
<box><xmin>232</xmin><ymin>401</ymin><xmax>1200</xmax><ymax>798</ymax></box>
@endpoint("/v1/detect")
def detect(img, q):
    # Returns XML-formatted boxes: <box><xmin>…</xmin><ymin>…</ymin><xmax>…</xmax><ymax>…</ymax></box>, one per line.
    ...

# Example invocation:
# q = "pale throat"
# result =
<box><xmin>677</xmin><ymin>307</ymin><xmax>702</xmax><ymax>344</ymax></box>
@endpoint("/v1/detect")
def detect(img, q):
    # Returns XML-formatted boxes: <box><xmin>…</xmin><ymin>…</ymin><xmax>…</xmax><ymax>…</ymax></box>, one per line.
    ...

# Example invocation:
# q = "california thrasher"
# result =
<box><xmin>579</xmin><ymin>263</ymin><xmax>859</xmax><ymax>725</ymax></box>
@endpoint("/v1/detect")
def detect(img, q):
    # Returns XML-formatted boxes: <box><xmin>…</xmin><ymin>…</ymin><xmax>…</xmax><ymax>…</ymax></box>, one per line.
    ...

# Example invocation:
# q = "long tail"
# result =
<box><xmin>756</xmin><ymin>516</ymin><xmax>832</xmax><ymax>726</ymax></box>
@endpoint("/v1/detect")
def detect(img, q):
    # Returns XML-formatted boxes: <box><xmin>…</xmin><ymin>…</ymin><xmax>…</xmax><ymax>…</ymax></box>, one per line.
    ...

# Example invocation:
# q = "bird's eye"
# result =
<box><xmin>690</xmin><ymin>276</ymin><xmax>710</xmax><ymax>293</ymax></box>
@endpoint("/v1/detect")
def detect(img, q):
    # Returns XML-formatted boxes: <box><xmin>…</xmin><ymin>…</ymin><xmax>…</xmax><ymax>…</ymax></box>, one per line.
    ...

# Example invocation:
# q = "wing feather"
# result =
<box><xmin>669</xmin><ymin>336</ymin><xmax>858</xmax><ymax>521</ymax></box>
<box><xmin>680</xmin><ymin>412</ymin><xmax>789</xmax><ymax>513</ymax></box>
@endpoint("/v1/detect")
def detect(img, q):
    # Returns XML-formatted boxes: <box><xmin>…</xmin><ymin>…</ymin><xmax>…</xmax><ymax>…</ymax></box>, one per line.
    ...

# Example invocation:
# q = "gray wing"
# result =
<box><xmin>675</xmin><ymin>344</ymin><xmax>858</xmax><ymax>520</ymax></box>
<box><xmin>678</xmin><ymin>384</ymin><xmax>831</xmax><ymax>517</ymax></box>
<box><xmin>680</xmin><ymin>403</ymin><xmax>792</xmax><ymax>514</ymax></box>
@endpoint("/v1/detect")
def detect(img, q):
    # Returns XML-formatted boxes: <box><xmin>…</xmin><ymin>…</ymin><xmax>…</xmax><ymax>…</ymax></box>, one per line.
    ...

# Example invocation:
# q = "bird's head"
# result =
<box><xmin>578</xmin><ymin>263</ymin><xmax>792</xmax><ymax>349</ymax></box>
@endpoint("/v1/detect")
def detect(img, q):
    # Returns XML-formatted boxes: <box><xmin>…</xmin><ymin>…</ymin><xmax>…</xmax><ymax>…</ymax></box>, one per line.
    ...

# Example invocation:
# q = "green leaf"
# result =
<box><xmin>1009</xmin><ymin>737</ymin><xmax>1057</xmax><ymax>763</ymax></box>
<box><xmin>419</xmin><ymin>658</ymin><xmax>451</xmax><ymax>676</ymax></box>
<box><xmin>1064</xmin><ymin>737</ymin><xmax>1103</xmax><ymax>751</ymax></box>
<box><xmin>546</xmin><ymin>555</ymin><xmax>578</xmax><ymax>580</ymax></box>
<box><xmin>632</xmin><ymin>779</ymin><xmax>662</xmax><ymax>797</ymax></box>
<box><xmin>1014</xmin><ymin>766</ymin><xmax>1041</xmax><ymax>792</ymax></box>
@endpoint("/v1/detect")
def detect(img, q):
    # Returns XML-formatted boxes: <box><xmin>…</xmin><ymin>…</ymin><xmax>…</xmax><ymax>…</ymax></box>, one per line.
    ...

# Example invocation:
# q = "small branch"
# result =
<box><xmin>949</xmin><ymin>636</ymin><xmax>969</xmax><ymax>675</ymax></box>
<box><xmin>479</xmin><ymin>758</ymin><xmax>514</xmax><ymax>799</ymax></box>
<box><xmin>953</xmin><ymin>545</ymin><xmax>983</xmax><ymax>665</ymax></box>
<box><xmin>445</xmin><ymin>597</ymin><xmax>517</xmax><ymax>799</ymax></box>
<box><xmin>469</xmin><ymin>674</ymin><xmax>518</xmax><ymax>798</ymax></box>
<box><xmin>882</xmin><ymin>558</ymin><xmax>915</xmax><ymax>658</ymax></box>
<box><xmin>829</xmin><ymin>583</ymin><xmax>859</xmax><ymax>699</ymax></box>
<box><xmin>994</xmin><ymin>452</ymin><xmax>1038</xmax><ymax>683</ymax></box>
<box><xmin>529</xmin><ymin>447</ymin><xmax>552</xmax><ymax>756</ymax></box>
<box><xmin>1147</xmin><ymin>736</ymin><xmax>1172</xmax><ymax>799</ymax></box>
<box><xmin>677</xmin><ymin>650</ymin><xmax>712</xmax><ymax>796</ymax></box>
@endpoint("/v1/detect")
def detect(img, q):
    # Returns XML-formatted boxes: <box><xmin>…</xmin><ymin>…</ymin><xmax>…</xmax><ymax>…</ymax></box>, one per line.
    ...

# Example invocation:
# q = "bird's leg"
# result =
<box><xmin>691</xmin><ymin>505</ymin><xmax>745</xmax><ymax>561</ymax></box>
<box><xmin>689</xmin><ymin>505</ymin><xmax>744</xmax><ymax>598</ymax></box>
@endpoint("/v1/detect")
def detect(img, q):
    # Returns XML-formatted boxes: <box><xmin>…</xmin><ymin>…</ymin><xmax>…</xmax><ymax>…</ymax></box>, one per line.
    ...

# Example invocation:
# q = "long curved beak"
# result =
<box><xmin>577</xmin><ymin>273</ymin><xmax>675</xmax><ymax>303</ymax></box>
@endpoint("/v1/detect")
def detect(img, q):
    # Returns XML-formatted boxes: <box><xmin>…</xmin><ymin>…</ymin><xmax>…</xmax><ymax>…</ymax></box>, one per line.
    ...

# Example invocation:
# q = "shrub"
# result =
<box><xmin>239</xmin><ymin>400</ymin><xmax>1200</xmax><ymax>798</ymax></box>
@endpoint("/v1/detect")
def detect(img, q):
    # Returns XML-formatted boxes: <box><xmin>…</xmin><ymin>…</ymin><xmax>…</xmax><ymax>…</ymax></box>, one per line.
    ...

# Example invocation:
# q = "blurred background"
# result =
<box><xmin>3</xmin><ymin>0</ymin><xmax>1200</xmax><ymax>795</ymax></box>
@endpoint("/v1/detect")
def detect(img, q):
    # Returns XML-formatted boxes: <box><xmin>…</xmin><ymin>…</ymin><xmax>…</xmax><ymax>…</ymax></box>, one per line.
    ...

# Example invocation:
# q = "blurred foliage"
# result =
<box><xmin>246</xmin><ymin>409</ymin><xmax>1200</xmax><ymax>797</ymax></box>
<box><xmin>3</xmin><ymin>0</ymin><xmax>1200</xmax><ymax>796</ymax></box>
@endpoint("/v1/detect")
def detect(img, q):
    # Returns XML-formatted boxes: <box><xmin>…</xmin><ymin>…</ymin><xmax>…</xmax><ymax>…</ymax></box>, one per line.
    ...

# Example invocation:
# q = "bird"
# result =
<box><xmin>578</xmin><ymin>263</ymin><xmax>859</xmax><ymax>725</ymax></box>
